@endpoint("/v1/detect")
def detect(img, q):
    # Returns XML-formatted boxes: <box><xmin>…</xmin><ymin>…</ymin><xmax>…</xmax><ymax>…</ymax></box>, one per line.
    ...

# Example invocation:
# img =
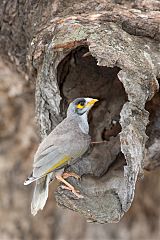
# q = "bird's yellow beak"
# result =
<box><xmin>86</xmin><ymin>99</ymin><xmax>99</xmax><ymax>107</ymax></box>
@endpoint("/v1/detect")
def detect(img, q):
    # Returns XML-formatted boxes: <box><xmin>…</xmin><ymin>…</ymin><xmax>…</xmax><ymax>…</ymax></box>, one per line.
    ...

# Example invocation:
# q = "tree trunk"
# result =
<box><xmin>0</xmin><ymin>0</ymin><xmax>160</xmax><ymax>227</ymax></box>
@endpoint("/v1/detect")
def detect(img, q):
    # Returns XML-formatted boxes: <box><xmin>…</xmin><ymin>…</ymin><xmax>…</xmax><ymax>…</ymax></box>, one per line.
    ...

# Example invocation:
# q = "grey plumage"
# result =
<box><xmin>31</xmin><ymin>174</ymin><xmax>51</xmax><ymax>216</ymax></box>
<box><xmin>24</xmin><ymin>97</ymin><xmax>98</xmax><ymax>215</ymax></box>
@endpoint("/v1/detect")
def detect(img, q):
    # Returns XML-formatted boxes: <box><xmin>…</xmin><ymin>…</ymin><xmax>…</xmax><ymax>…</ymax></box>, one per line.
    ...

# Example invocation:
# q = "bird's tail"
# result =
<box><xmin>31</xmin><ymin>173</ymin><xmax>54</xmax><ymax>216</ymax></box>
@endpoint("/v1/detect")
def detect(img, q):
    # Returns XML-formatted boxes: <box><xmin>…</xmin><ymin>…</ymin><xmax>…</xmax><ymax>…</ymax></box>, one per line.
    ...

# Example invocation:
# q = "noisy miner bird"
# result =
<box><xmin>24</xmin><ymin>97</ymin><xmax>98</xmax><ymax>216</ymax></box>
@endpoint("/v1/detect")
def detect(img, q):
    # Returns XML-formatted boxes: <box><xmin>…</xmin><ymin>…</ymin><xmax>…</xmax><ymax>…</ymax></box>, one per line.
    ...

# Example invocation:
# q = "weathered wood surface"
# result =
<box><xmin>0</xmin><ymin>0</ymin><xmax>160</xmax><ymax>223</ymax></box>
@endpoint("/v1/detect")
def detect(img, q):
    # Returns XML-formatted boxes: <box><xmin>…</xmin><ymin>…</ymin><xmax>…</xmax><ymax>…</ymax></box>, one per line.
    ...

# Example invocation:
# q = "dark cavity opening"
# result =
<box><xmin>145</xmin><ymin>78</ymin><xmax>160</xmax><ymax>170</ymax></box>
<box><xmin>57</xmin><ymin>46</ymin><xmax>127</xmax><ymax>176</ymax></box>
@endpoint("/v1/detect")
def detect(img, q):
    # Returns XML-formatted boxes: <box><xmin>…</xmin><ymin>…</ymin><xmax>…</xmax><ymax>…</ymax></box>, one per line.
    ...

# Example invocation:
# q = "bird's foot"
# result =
<box><xmin>61</xmin><ymin>185</ymin><xmax>84</xmax><ymax>198</ymax></box>
<box><xmin>82</xmin><ymin>52</ymin><xmax>91</xmax><ymax>57</ymax></box>
<box><xmin>56</xmin><ymin>173</ymin><xmax>83</xmax><ymax>198</ymax></box>
<box><xmin>91</xmin><ymin>140</ymin><xmax>107</xmax><ymax>144</ymax></box>
<box><xmin>62</xmin><ymin>172</ymin><xmax>80</xmax><ymax>180</ymax></box>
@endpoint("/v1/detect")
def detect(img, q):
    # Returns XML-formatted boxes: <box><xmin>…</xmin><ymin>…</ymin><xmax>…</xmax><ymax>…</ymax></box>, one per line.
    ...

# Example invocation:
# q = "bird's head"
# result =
<box><xmin>67</xmin><ymin>97</ymin><xmax>99</xmax><ymax>117</ymax></box>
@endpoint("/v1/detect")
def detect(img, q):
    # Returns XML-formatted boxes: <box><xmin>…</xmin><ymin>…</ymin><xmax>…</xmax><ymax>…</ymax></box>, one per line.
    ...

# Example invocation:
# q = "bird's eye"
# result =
<box><xmin>76</xmin><ymin>101</ymin><xmax>85</xmax><ymax>109</ymax></box>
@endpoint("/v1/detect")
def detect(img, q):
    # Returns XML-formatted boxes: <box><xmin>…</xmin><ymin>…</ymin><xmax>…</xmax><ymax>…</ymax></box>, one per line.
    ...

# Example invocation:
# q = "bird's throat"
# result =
<box><xmin>78</xmin><ymin>113</ymin><xmax>89</xmax><ymax>134</ymax></box>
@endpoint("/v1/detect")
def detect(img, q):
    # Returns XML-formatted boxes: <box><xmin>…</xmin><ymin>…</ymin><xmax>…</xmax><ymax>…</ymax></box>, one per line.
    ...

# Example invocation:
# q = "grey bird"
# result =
<box><xmin>24</xmin><ymin>97</ymin><xmax>98</xmax><ymax>215</ymax></box>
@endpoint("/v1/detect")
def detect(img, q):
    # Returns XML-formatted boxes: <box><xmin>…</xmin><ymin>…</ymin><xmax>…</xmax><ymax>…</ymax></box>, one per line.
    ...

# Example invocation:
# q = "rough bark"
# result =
<box><xmin>0</xmin><ymin>0</ymin><xmax>160</xmax><ymax>224</ymax></box>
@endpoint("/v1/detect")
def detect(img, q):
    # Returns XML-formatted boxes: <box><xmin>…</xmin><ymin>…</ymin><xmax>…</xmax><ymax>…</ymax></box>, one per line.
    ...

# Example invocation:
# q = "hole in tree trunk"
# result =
<box><xmin>145</xmin><ymin>78</ymin><xmax>160</xmax><ymax>170</ymax></box>
<box><xmin>57</xmin><ymin>45</ymin><xmax>127</xmax><ymax>176</ymax></box>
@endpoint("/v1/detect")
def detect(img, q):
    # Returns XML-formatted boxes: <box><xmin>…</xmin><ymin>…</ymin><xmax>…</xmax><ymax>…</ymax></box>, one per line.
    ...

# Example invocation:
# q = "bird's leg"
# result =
<box><xmin>62</xmin><ymin>172</ymin><xmax>80</xmax><ymax>180</ymax></box>
<box><xmin>82</xmin><ymin>52</ymin><xmax>91</xmax><ymax>57</ymax></box>
<box><xmin>55</xmin><ymin>173</ymin><xmax>84</xmax><ymax>198</ymax></box>
<box><xmin>91</xmin><ymin>141</ymin><xmax>107</xmax><ymax>144</ymax></box>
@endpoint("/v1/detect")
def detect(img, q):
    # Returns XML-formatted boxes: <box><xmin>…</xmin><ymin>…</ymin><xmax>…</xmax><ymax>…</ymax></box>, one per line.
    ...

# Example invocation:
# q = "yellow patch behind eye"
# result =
<box><xmin>77</xmin><ymin>103</ymin><xmax>85</xmax><ymax>109</ymax></box>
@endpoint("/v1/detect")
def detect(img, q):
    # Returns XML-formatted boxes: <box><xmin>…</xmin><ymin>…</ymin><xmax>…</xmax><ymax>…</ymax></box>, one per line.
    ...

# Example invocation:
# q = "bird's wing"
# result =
<box><xmin>32</xmin><ymin>140</ymin><xmax>81</xmax><ymax>178</ymax></box>
<box><xmin>32</xmin><ymin>135</ymin><xmax>72</xmax><ymax>178</ymax></box>
<box><xmin>33</xmin><ymin>145</ymin><xmax>60</xmax><ymax>167</ymax></box>
<box><xmin>31</xmin><ymin>118</ymin><xmax>90</xmax><ymax>179</ymax></box>
<box><xmin>33</xmin><ymin>151</ymin><xmax>71</xmax><ymax>178</ymax></box>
